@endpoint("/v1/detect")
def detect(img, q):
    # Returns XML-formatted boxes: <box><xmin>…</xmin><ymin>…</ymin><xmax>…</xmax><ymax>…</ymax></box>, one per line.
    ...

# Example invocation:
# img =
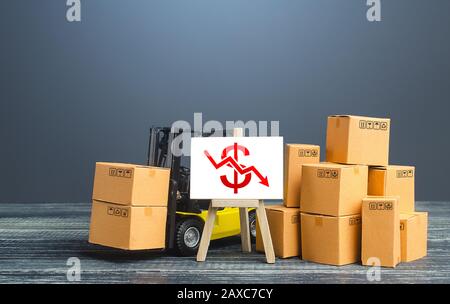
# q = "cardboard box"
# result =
<box><xmin>400</xmin><ymin>212</ymin><xmax>428</xmax><ymax>262</ymax></box>
<box><xmin>368</xmin><ymin>165</ymin><xmax>415</xmax><ymax>213</ymax></box>
<box><xmin>326</xmin><ymin>115</ymin><xmax>390</xmax><ymax>166</ymax></box>
<box><xmin>301</xmin><ymin>213</ymin><xmax>361</xmax><ymax>266</ymax></box>
<box><xmin>362</xmin><ymin>196</ymin><xmax>401</xmax><ymax>268</ymax></box>
<box><xmin>256</xmin><ymin>205</ymin><xmax>301</xmax><ymax>258</ymax></box>
<box><xmin>300</xmin><ymin>163</ymin><xmax>368</xmax><ymax>216</ymax></box>
<box><xmin>89</xmin><ymin>200</ymin><xmax>167</xmax><ymax>250</ymax></box>
<box><xmin>284</xmin><ymin>144</ymin><xmax>320</xmax><ymax>208</ymax></box>
<box><xmin>92</xmin><ymin>162</ymin><xmax>170</xmax><ymax>206</ymax></box>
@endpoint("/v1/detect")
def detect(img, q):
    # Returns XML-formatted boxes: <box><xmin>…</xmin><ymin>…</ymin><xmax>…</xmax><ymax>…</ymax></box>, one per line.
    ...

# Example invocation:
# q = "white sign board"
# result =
<box><xmin>190</xmin><ymin>137</ymin><xmax>283</xmax><ymax>200</ymax></box>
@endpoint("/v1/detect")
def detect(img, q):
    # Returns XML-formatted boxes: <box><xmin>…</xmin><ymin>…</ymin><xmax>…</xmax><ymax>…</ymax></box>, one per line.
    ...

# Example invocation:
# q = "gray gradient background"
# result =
<box><xmin>1</xmin><ymin>0</ymin><xmax>449</xmax><ymax>203</ymax></box>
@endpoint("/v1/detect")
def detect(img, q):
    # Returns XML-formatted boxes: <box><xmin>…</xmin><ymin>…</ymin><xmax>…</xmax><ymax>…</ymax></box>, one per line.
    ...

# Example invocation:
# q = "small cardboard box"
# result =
<box><xmin>92</xmin><ymin>162</ymin><xmax>170</xmax><ymax>206</ymax></box>
<box><xmin>362</xmin><ymin>196</ymin><xmax>401</xmax><ymax>268</ymax></box>
<box><xmin>256</xmin><ymin>205</ymin><xmax>301</xmax><ymax>258</ymax></box>
<box><xmin>400</xmin><ymin>212</ymin><xmax>428</xmax><ymax>262</ymax></box>
<box><xmin>301</xmin><ymin>213</ymin><xmax>361</xmax><ymax>266</ymax></box>
<box><xmin>368</xmin><ymin>165</ymin><xmax>415</xmax><ymax>213</ymax></box>
<box><xmin>89</xmin><ymin>200</ymin><xmax>167</xmax><ymax>250</ymax></box>
<box><xmin>300</xmin><ymin>163</ymin><xmax>368</xmax><ymax>216</ymax></box>
<box><xmin>284</xmin><ymin>144</ymin><xmax>320</xmax><ymax>208</ymax></box>
<box><xmin>326</xmin><ymin>115</ymin><xmax>390</xmax><ymax>166</ymax></box>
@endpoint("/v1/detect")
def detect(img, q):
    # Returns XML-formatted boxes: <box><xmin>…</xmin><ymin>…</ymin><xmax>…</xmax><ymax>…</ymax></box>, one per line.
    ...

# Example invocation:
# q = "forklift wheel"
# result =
<box><xmin>248</xmin><ymin>210</ymin><xmax>257</xmax><ymax>242</ymax></box>
<box><xmin>175</xmin><ymin>218</ymin><xmax>203</xmax><ymax>256</ymax></box>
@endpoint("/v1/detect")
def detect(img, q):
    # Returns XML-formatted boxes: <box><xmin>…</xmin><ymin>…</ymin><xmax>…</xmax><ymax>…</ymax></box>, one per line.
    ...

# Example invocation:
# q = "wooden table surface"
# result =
<box><xmin>0</xmin><ymin>201</ymin><xmax>448</xmax><ymax>284</ymax></box>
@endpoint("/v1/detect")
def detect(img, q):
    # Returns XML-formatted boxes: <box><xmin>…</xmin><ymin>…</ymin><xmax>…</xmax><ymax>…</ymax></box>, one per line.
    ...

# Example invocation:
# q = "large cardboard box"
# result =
<box><xmin>89</xmin><ymin>200</ymin><xmax>167</xmax><ymax>250</ymax></box>
<box><xmin>362</xmin><ymin>196</ymin><xmax>401</xmax><ymax>268</ymax></box>
<box><xmin>92</xmin><ymin>162</ymin><xmax>170</xmax><ymax>206</ymax></box>
<box><xmin>400</xmin><ymin>212</ymin><xmax>428</xmax><ymax>262</ymax></box>
<box><xmin>256</xmin><ymin>205</ymin><xmax>301</xmax><ymax>258</ymax></box>
<box><xmin>301</xmin><ymin>213</ymin><xmax>361</xmax><ymax>266</ymax></box>
<box><xmin>326</xmin><ymin>115</ymin><xmax>390</xmax><ymax>166</ymax></box>
<box><xmin>284</xmin><ymin>144</ymin><xmax>320</xmax><ymax>208</ymax></box>
<box><xmin>368</xmin><ymin>165</ymin><xmax>415</xmax><ymax>213</ymax></box>
<box><xmin>300</xmin><ymin>163</ymin><xmax>368</xmax><ymax>216</ymax></box>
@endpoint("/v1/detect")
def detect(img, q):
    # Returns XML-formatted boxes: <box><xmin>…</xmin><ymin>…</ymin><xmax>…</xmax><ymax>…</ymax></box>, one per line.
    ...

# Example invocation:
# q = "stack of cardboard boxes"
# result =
<box><xmin>362</xmin><ymin>162</ymin><xmax>428</xmax><ymax>267</ymax></box>
<box><xmin>89</xmin><ymin>162</ymin><xmax>170</xmax><ymax>250</ymax></box>
<box><xmin>257</xmin><ymin>115</ymin><xmax>428</xmax><ymax>267</ymax></box>
<box><xmin>256</xmin><ymin>144</ymin><xmax>320</xmax><ymax>258</ymax></box>
<box><xmin>300</xmin><ymin>162</ymin><xmax>367</xmax><ymax>265</ymax></box>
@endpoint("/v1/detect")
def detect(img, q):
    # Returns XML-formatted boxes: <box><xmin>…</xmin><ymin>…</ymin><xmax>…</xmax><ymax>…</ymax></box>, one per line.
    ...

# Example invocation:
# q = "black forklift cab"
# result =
<box><xmin>146</xmin><ymin>127</ymin><xmax>230</xmax><ymax>255</ymax></box>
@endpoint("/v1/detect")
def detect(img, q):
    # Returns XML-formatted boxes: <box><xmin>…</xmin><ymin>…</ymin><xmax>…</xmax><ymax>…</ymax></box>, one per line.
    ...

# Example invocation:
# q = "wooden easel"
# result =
<box><xmin>196</xmin><ymin>128</ymin><xmax>275</xmax><ymax>264</ymax></box>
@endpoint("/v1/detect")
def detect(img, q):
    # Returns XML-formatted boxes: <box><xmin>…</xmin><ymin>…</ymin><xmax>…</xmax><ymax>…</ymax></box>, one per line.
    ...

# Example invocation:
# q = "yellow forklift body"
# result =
<box><xmin>177</xmin><ymin>207</ymin><xmax>251</xmax><ymax>241</ymax></box>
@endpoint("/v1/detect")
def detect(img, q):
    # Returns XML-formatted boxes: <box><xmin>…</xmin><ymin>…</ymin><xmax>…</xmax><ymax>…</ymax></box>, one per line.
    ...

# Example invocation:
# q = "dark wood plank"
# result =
<box><xmin>0</xmin><ymin>201</ymin><xmax>448</xmax><ymax>283</ymax></box>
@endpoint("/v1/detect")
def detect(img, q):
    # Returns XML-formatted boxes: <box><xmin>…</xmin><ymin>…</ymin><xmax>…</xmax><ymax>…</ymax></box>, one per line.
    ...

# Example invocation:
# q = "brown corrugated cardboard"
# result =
<box><xmin>362</xmin><ymin>196</ymin><xmax>401</xmax><ymax>268</ymax></box>
<box><xmin>284</xmin><ymin>144</ymin><xmax>320</xmax><ymax>208</ymax></box>
<box><xmin>368</xmin><ymin>165</ymin><xmax>415</xmax><ymax>213</ymax></box>
<box><xmin>89</xmin><ymin>200</ymin><xmax>167</xmax><ymax>250</ymax></box>
<box><xmin>256</xmin><ymin>205</ymin><xmax>301</xmax><ymax>258</ymax></box>
<box><xmin>301</xmin><ymin>213</ymin><xmax>361</xmax><ymax>266</ymax></box>
<box><xmin>300</xmin><ymin>163</ymin><xmax>368</xmax><ymax>216</ymax></box>
<box><xmin>92</xmin><ymin>162</ymin><xmax>170</xmax><ymax>206</ymax></box>
<box><xmin>326</xmin><ymin>115</ymin><xmax>390</xmax><ymax>166</ymax></box>
<box><xmin>400</xmin><ymin>212</ymin><xmax>428</xmax><ymax>262</ymax></box>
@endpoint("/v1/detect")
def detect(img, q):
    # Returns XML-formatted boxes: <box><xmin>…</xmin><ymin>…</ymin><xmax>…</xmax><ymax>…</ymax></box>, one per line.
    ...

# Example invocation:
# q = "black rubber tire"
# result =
<box><xmin>248</xmin><ymin>210</ymin><xmax>257</xmax><ymax>243</ymax></box>
<box><xmin>175</xmin><ymin>217</ymin><xmax>204</xmax><ymax>256</ymax></box>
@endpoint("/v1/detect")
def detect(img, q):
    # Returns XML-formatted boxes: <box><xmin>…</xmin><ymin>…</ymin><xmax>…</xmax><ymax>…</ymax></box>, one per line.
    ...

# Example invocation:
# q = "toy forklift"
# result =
<box><xmin>147</xmin><ymin>127</ymin><xmax>256</xmax><ymax>256</ymax></box>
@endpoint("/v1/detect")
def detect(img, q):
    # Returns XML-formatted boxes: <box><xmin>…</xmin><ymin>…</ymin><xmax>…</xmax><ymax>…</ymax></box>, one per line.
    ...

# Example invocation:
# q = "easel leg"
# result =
<box><xmin>196</xmin><ymin>204</ymin><xmax>217</xmax><ymax>262</ymax></box>
<box><xmin>256</xmin><ymin>200</ymin><xmax>275</xmax><ymax>264</ymax></box>
<box><xmin>239</xmin><ymin>207</ymin><xmax>251</xmax><ymax>252</ymax></box>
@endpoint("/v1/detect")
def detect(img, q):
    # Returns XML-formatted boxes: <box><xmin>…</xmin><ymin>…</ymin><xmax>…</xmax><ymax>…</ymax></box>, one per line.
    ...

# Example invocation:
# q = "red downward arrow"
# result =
<box><xmin>204</xmin><ymin>150</ymin><xmax>269</xmax><ymax>187</ymax></box>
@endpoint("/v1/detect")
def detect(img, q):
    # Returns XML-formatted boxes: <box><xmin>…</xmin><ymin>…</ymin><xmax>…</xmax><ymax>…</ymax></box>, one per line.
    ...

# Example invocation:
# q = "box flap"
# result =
<box><xmin>96</xmin><ymin>162</ymin><xmax>139</xmax><ymax>167</ymax></box>
<box><xmin>387</xmin><ymin>165</ymin><xmax>415</xmax><ymax>171</ymax></box>
<box><xmin>399</xmin><ymin>213</ymin><xmax>417</xmax><ymax>221</ymax></box>
<box><xmin>96</xmin><ymin>162</ymin><xmax>169</xmax><ymax>171</ymax></box>
<box><xmin>329</xmin><ymin>114</ymin><xmax>389</xmax><ymax>121</ymax></box>
<box><xmin>303</xmin><ymin>162</ymin><xmax>362</xmax><ymax>169</ymax></box>
<box><xmin>363</xmin><ymin>196</ymin><xmax>399</xmax><ymax>202</ymax></box>
<box><xmin>265</xmin><ymin>204</ymin><xmax>284</xmax><ymax>211</ymax></box>
<box><xmin>267</xmin><ymin>205</ymin><xmax>299</xmax><ymax>215</ymax></box>
<box><xmin>371</xmin><ymin>165</ymin><xmax>415</xmax><ymax>171</ymax></box>
<box><xmin>286</xmin><ymin>143</ymin><xmax>320</xmax><ymax>148</ymax></box>
<box><xmin>370</xmin><ymin>166</ymin><xmax>387</xmax><ymax>171</ymax></box>
<box><xmin>301</xmin><ymin>212</ymin><xmax>358</xmax><ymax>220</ymax></box>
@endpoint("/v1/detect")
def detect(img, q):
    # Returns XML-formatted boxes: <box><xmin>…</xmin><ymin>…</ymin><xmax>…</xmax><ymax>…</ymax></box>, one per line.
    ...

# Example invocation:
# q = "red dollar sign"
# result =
<box><xmin>219</xmin><ymin>143</ymin><xmax>252</xmax><ymax>194</ymax></box>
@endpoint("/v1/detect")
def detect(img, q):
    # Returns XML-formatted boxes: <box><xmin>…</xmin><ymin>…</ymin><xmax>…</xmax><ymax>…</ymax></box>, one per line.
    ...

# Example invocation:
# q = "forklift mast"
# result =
<box><xmin>147</xmin><ymin>127</ymin><xmax>228</xmax><ymax>251</ymax></box>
